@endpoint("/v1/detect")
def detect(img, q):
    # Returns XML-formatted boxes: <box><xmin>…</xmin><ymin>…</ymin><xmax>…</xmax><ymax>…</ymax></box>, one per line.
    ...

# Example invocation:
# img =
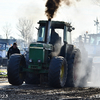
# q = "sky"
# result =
<box><xmin>0</xmin><ymin>0</ymin><xmax>100</xmax><ymax>40</ymax></box>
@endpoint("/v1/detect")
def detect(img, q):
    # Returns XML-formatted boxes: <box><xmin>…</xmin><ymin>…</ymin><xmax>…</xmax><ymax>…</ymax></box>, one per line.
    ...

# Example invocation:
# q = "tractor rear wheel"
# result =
<box><xmin>7</xmin><ymin>54</ymin><xmax>26</xmax><ymax>85</ymax></box>
<box><xmin>48</xmin><ymin>56</ymin><xmax>67</xmax><ymax>88</ymax></box>
<box><xmin>65</xmin><ymin>49</ymin><xmax>81</xmax><ymax>87</ymax></box>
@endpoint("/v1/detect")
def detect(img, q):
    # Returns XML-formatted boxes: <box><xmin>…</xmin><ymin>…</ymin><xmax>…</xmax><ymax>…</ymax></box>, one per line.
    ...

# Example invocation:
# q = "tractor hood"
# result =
<box><xmin>29</xmin><ymin>42</ymin><xmax>52</xmax><ymax>50</ymax></box>
<box><xmin>29</xmin><ymin>42</ymin><xmax>52</xmax><ymax>64</ymax></box>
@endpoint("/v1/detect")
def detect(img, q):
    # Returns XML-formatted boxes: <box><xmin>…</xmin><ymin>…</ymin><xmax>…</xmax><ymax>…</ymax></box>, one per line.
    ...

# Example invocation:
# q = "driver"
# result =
<box><xmin>50</xmin><ymin>28</ymin><xmax>61</xmax><ymax>45</ymax></box>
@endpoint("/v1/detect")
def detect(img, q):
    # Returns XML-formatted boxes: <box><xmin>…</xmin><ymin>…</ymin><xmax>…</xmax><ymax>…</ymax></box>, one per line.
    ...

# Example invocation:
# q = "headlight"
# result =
<box><xmin>29</xmin><ymin>59</ymin><xmax>32</xmax><ymax>63</ymax></box>
<box><xmin>38</xmin><ymin>59</ymin><xmax>41</xmax><ymax>63</ymax></box>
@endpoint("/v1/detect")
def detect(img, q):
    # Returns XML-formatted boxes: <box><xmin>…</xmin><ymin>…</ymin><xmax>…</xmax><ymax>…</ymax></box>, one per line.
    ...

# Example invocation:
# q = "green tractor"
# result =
<box><xmin>7</xmin><ymin>19</ymin><xmax>85</xmax><ymax>88</ymax></box>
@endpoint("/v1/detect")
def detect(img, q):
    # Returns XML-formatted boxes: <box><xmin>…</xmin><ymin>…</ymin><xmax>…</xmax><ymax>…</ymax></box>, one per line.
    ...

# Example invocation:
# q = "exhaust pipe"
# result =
<box><xmin>45</xmin><ymin>18</ymin><xmax>51</xmax><ymax>44</ymax></box>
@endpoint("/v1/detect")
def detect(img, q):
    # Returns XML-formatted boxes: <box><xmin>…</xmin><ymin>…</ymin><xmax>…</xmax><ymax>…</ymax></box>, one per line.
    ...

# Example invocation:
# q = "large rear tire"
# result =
<box><xmin>48</xmin><ymin>56</ymin><xmax>67</xmax><ymax>88</ymax></box>
<box><xmin>7</xmin><ymin>54</ymin><xmax>26</xmax><ymax>85</ymax></box>
<box><xmin>65</xmin><ymin>49</ymin><xmax>81</xmax><ymax>87</ymax></box>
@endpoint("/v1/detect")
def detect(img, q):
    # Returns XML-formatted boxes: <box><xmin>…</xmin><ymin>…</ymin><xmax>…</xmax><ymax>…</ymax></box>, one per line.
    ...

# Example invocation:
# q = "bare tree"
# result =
<box><xmin>17</xmin><ymin>18</ymin><xmax>34</xmax><ymax>46</ymax></box>
<box><xmin>3</xmin><ymin>23</ymin><xmax>12</xmax><ymax>39</ymax></box>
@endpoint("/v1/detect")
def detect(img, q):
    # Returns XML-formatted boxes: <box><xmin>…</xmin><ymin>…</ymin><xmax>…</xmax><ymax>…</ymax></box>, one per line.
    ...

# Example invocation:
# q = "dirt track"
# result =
<box><xmin>0</xmin><ymin>78</ymin><xmax>100</xmax><ymax>100</ymax></box>
<box><xmin>0</xmin><ymin>68</ymin><xmax>100</xmax><ymax>100</ymax></box>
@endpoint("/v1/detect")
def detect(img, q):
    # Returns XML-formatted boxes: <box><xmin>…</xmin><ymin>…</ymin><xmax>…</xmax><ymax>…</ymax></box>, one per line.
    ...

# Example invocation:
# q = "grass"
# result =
<box><xmin>0</xmin><ymin>70</ymin><xmax>7</xmax><ymax>77</ymax></box>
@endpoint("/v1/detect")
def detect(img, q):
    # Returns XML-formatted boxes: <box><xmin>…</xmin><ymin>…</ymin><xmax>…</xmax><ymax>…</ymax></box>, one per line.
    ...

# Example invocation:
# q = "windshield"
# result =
<box><xmin>90</xmin><ymin>35</ymin><xmax>100</xmax><ymax>45</ymax></box>
<box><xmin>37</xmin><ymin>26</ymin><xmax>45</xmax><ymax>42</ymax></box>
<box><xmin>0</xmin><ymin>43</ymin><xmax>6</xmax><ymax>50</ymax></box>
<box><xmin>37</xmin><ymin>26</ymin><xmax>64</xmax><ymax>44</ymax></box>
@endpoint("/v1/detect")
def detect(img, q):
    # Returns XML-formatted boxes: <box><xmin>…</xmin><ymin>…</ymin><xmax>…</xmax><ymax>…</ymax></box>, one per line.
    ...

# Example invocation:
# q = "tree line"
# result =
<box><xmin>2</xmin><ymin>18</ymin><xmax>34</xmax><ymax>46</ymax></box>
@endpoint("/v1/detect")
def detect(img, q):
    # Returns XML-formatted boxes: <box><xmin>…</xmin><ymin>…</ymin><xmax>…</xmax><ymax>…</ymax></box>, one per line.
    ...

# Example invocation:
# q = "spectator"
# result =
<box><xmin>7</xmin><ymin>43</ymin><xmax>20</xmax><ymax>59</ymax></box>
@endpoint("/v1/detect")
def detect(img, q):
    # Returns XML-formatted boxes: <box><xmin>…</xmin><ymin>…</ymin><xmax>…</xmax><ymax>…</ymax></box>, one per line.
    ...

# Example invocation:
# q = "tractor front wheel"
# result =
<box><xmin>48</xmin><ymin>56</ymin><xmax>67</xmax><ymax>88</ymax></box>
<box><xmin>7</xmin><ymin>54</ymin><xmax>26</xmax><ymax>85</ymax></box>
<box><xmin>65</xmin><ymin>49</ymin><xmax>81</xmax><ymax>87</ymax></box>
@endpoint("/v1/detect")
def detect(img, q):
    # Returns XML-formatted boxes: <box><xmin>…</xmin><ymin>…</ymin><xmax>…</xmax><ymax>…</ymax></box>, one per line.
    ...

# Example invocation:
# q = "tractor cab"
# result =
<box><xmin>88</xmin><ymin>34</ymin><xmax>100</xmax><ymax>56</ymax></box>
<box><xmin>37</xmin><ymin>20</ymin><xmax>74</xmax><ymax>45</ymax></box>
<box><xmin>79</xmin><ymin>34</ymin><xmax>100</xmax><ymax>56</ymax></box>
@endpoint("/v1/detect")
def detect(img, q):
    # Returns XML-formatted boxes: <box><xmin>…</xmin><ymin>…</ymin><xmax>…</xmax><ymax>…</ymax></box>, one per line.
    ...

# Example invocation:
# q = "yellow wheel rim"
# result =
<box><xmin>60</xmin><ymin>64</ymin><xmax>64</xmax><ymax>81</ymax></box>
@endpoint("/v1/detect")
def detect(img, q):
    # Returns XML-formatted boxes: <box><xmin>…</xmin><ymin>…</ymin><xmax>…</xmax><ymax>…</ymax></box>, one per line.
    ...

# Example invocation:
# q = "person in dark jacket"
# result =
<box><xmin>7</xmin><ymin>43</ymin><xmax>20</xmax><ymax>59</ymax></box>
<box><xmin>50</xmin><ymin>28</ymin><xmax>61</xmax><ymax>45</ymax></box>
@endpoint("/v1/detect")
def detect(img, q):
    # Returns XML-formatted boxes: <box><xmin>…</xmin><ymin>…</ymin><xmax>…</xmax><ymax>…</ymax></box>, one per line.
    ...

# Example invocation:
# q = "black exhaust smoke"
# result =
<box><xmin>45</xmin><ymin>0</ymin><xmax>61</xmax><ymax>19</ymax></box>
<box><xmin>45</xmin><ymin>0</ymin><xmax>81</xmax><ymax>43</ymax></box>
<box><xmin>45</xmin><ymin>0</ymin><xmax>81</xmax><ymax>19</ymax></box>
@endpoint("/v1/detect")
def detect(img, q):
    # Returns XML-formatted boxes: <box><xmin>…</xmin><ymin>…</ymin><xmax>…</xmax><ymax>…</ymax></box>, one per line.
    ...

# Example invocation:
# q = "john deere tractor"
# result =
<box><xmin>7</xmin><ymin>19</ymin><xmax>87</xmax><ymax>88</ymax></box>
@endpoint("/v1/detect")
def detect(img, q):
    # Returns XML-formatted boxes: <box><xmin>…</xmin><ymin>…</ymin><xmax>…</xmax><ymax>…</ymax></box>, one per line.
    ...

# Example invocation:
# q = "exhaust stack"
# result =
<box><xmin>45</xmin><ymin>19</ymin><xmax>51</xmax><ymax>44</ymax></box>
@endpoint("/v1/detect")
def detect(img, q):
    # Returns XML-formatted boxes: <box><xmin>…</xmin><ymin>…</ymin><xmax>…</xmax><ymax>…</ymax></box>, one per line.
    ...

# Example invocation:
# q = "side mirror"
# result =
<box><xmin>35</xmin><ymin>27</ymin><xmax>39</xmax><ymax>30</ymax></box>
<box><xmin>72</xmin><ymin>27</ymin><xmax>75</xmax><ymax>30</ymax></box>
